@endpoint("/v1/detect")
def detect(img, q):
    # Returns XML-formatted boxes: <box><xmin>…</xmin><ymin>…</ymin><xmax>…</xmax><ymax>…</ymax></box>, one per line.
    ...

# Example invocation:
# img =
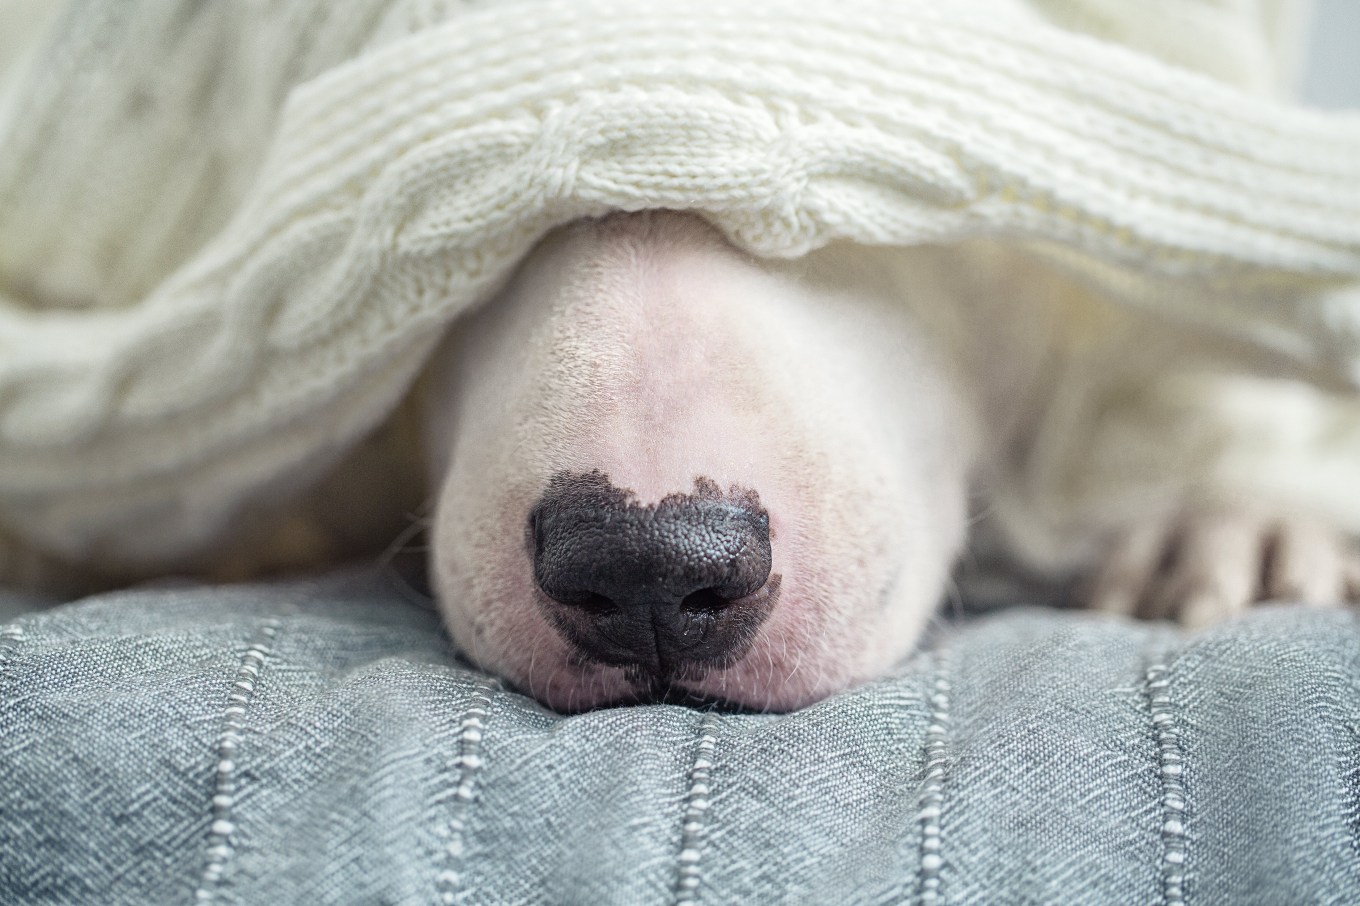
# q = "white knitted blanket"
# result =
<box><xmin>2</xmin><ymin>0</ymin><xmax>1360</xmax><ymax>572</ymax></box>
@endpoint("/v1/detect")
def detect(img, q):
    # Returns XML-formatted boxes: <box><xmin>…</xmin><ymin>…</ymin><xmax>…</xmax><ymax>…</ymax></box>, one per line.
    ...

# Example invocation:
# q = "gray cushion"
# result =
<box><xmin>2</xmin><ymin>570</ymin><xmax>1357</xmax><ymax>904</ymax></box>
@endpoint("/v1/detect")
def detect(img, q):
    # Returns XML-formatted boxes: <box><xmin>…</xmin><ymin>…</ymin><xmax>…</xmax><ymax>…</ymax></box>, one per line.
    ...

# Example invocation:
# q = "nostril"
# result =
<box><xmin>680</xmin><ymin>588</ymin><xmax>731</xmax><ymax>613</ymax></box>
<box><xmin>574</xmin><ymin>592</ymin><xmax>617</xmax><ymax>615</ymax></box>
<box><xmin>541</xmin><ymin>585</ymin><xmax>618</xmax><ymax>613</ymax></box>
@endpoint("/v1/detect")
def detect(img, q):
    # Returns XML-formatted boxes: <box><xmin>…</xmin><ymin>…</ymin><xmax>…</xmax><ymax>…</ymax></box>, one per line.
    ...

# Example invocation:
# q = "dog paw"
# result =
<box><xmin>1085</xmin><ymin>506</ymin><xmax>1360</xmax><ymax>628</ymax></box>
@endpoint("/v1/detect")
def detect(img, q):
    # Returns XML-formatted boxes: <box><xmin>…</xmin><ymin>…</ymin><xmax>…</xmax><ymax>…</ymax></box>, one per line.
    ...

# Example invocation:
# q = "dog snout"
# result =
<box><xmin>529</xmin><ymin>470</ymin><xmax>778</xmax><ymax>674</ymax></box>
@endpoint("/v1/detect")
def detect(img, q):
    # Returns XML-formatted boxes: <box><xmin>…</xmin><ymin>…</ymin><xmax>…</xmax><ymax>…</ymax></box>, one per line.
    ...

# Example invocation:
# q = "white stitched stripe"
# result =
<box><xmin>918</xmin><ymin>652</ymin><xmax>952</xmax><ymax>906</ymax></box>
<box><xmin>437</xmin><ymin>678</ymin><xmax>497</xmax><ymax>906</ymax></box>
<box><xmin>1147</xmin><ymin>659</ymin><xmax>1188</xmax><ymax>906</ymax></box>
<box><xmin>675</xmin><ymin>715</ymin><xmax>721</xmax><ymax>905</ymax></box>
<box><xmin>195</xmin><ymin>620</ymin><xmax>279</xmax><ymax>902</ymax></box>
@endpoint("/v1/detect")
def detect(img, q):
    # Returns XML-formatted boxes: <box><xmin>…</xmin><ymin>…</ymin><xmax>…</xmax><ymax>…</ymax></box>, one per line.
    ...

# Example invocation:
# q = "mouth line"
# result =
<box><xmin>552</xmin><ymin>677</ymin><xmax>770</xmax><ymax>715</ymax></box>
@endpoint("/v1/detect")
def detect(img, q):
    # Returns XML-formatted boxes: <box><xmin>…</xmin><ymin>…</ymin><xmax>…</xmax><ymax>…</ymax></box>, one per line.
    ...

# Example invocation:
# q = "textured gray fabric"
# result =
<box><xmin>1</xmin><ymin>570</ymin><xmax>1358</xmax><ymax>905</ymax></box>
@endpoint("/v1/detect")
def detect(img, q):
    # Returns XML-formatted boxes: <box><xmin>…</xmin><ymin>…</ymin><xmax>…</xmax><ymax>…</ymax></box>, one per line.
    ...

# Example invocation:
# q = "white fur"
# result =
<box><xmin>422</xmin><ymin>213</ymin><xmax>1023</xmax><ymax>710</ymax></box>
<box><xmin>420</xmin><ymin>211</ymin><xmax>1360</xmax><ymax>712</ymax></box>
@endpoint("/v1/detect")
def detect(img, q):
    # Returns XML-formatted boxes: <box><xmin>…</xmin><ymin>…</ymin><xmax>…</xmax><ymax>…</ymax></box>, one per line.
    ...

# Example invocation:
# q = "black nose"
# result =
<box><xmin>529</xmin><ymin>471</ymin><xmax>778</xmax><ymax>676</ymax></box>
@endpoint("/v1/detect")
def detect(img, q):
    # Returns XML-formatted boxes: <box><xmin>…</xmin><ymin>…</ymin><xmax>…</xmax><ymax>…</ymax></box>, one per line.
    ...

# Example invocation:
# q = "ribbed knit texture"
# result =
<box><xmin>1</xmin><ymin>0</ymin><xmax>1359</xmax><ymax>567</ymax></box>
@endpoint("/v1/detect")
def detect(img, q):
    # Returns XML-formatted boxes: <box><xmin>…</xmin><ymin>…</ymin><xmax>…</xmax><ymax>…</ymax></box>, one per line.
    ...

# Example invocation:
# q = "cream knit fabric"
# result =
<box><xmin>2</xmin><ymin>0</ymin><xmax>1359</xmax><ymax>571</ymax></box>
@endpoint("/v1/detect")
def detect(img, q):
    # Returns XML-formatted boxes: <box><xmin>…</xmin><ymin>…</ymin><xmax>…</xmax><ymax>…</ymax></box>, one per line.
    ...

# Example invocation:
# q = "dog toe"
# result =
<box><xmin>1086</xmin><ymin>523</ymin><xmax>1167</xmax><ymax>617</ymax></box>
<box><xmin>1146</xmin><ymin>509</ymin><xmax>1263</xmax><ymax>626</ymax></box>
<box><xmin>1263</xmin><ymin>516</ymin><xmax>1346</xmax><ymax>607</ymax></box>
<box><xmin>1088</xmin><ymin>505</ymin><xmax>1358</xmax><ymax>628</ymax></box>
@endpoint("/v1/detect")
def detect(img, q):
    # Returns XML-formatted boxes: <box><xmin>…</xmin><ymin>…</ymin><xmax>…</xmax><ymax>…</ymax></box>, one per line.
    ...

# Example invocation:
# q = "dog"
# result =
<box><xmin>413</xmin><ymin>210</ymin><xmax>1360</xmax><ymax>712</ymax></box>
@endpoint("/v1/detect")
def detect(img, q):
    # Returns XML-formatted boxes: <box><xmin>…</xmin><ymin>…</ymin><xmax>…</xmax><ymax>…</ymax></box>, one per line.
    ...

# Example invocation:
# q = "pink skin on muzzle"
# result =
<box><xmin>421</xmin><ymin>212</ymin><xmax>973</xmax><ymax>711</ymax></box>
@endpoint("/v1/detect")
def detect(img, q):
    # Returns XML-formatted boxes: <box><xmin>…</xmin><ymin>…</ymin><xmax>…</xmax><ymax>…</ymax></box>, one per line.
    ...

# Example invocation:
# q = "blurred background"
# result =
<box><xmin>1301</xmin><ymin>0</ymin><xmax>1360</xmax><ymax>108</ymax></box>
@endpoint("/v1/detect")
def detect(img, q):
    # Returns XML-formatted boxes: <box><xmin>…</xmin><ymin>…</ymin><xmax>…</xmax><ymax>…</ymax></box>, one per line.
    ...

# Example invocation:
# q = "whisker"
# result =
<box><xmin>375</xmin><ymin>500</ymin><xmax>438</xmax><ymax>609</ymax></box>
<box><xmin>942</xmin><ymin>570</ymin><xmax>966</xmax><ymax>620</ymax></box>
<box><xmin>526</xmin><ymin>621</ymin><xmax>557</xmax><ymax>704</ymax></box>
<box><xmin>376</xmin><ymin>501</ymin><xmax>436</xmax><ymax>569</ymax></box>
<box><xmin>784</xmin><ymin>644</ymin><xmax>804</xmax><ymax>686</ymax></box>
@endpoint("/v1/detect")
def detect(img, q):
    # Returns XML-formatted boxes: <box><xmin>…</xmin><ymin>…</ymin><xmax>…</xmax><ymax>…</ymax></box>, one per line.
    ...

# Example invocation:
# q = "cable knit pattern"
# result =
<box><xmin>1</xmin><ymin>0</ymin><xmax>1359</xmax><ymax>566</ymax></box>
